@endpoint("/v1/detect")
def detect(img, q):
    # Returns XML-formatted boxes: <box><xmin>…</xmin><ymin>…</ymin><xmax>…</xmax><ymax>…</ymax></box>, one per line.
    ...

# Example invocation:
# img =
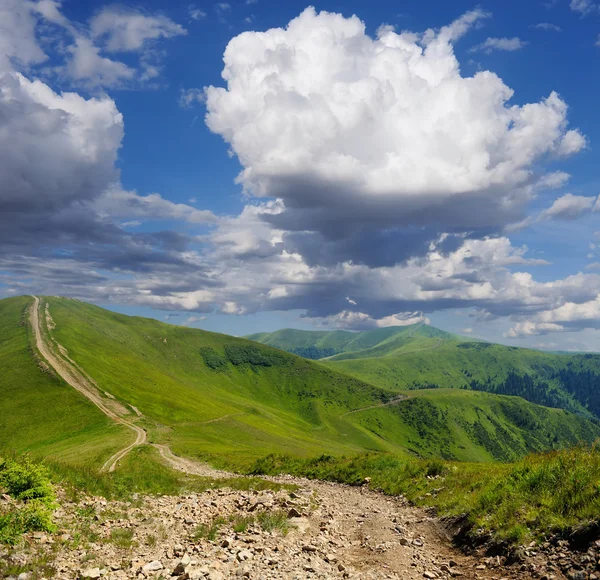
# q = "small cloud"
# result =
<box><xmin>164</xmin><ymin>313</ymin><xmax>181</xmax><ymax>320</ymax></box>
<box><xmin>188</xmin><ymin>4</ymin><xmax>207</xmax><ymax>20</ymax></box>
<box><xmin>179</xmin><ymin>88</ymin><xmax>205</xmax><ymax>108</ymax></box>
<box><xmin>570</xmin><ymin>0</ymin><xmax>599</xmax><ymax>15</ymax></box>
<box><xmin>345</xmin><ymin>296</ymin><xmax>357</xmax><ymax>306</ymax></box>
<box><xmin>183</xmin><ymin>315</ymin><xmax>206</xmax><ymax>326</ymax></box>
<box><xmin>470</xmin><ymin>37</ymin><xmax>528</xmax><ymax>54</ymax></box>
<box><xmin>215</xmin><ymin>2</ymin><xmax>231</xmax><ymax>22</ymax></box>
<box><xmin>461</xmin><ymin>327</ymin><xmax>473</xmax><ymax>334</ymax></box>
<box><xmin>586</xmin><ymin>262</ymin><xmax>600</xmax><ymax>271</ymax></box>
<box><xmin>596</xmin><ymin>34</ymin><xmax>600</xmax><ymax>47</ymax></box>
<box><xmin>121</xmin><ymin>220</ymin><xmax>142</xmax><ymax>227</ymax></box>
<box><xmin>246</xmin><ymin>0</ymin><xmax>258</xmax><ymax>4</ymax></box>
<box><xmin>530</xmin><ymin>22</ymin><xmax>562</xmax><ymax>32</ymax></box>
<box><xmin>244</xmin><ymin>16</ymin><xmax>254</xmax><ymax>24</ymax></box>
<box><xmin>188</xmin><ymin>197</ymin><xmax>198</xmax><ymax>204</ymax></box>
<box><xmin>540</xmin><ymin>193</ymin><xmax>597</xmax><ymax>221</ymax></box>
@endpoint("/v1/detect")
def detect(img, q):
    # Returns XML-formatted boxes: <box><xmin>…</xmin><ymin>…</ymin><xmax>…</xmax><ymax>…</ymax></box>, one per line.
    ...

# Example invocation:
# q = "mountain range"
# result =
<box><xmin>2</xmin><ymin>296</ymin><xmax>600</xmax><ymax>474</ymax></box>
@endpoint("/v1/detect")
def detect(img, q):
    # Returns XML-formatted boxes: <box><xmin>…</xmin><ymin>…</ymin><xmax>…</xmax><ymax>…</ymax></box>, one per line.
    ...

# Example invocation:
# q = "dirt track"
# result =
<box><xmin>30</xmin><ymin>296</ymin><xmax>146</xmax><ymax>473</ymax></box>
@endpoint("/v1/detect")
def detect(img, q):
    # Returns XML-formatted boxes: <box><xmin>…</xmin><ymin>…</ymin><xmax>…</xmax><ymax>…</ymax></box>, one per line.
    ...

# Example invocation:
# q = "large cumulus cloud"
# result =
<box><xmin>205</xmin><ymin>7</ymin><xmax>585</xmax><ymax>266</ymax></box>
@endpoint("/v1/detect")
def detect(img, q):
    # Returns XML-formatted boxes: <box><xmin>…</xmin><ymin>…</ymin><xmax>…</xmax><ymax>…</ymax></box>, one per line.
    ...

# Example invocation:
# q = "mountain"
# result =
<box><xmin>246</xmin><ymin>326</ymin><xmax>600</xmax><ymax>420</ymax></box>
<box><xmin>1</xmin><ymin>297</ymin><xmax>599</xmax><ymax>472</ymax></box>
<box><xmin>245</xmin><ymin>325</ymin><xmax>455</xmax><ymax>360</ymax></box>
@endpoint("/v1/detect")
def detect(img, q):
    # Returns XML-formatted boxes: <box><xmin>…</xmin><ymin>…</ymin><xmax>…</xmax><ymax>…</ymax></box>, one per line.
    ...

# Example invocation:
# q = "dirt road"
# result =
<box><xmin>30</xmin><ymin>296</ymin><xmax>146</xmax><ymax>473</ymax></box>
<box><xmin>341</xmin><ymin>395</ymin><xmax>408</xmax><ymax>417</ymax></box>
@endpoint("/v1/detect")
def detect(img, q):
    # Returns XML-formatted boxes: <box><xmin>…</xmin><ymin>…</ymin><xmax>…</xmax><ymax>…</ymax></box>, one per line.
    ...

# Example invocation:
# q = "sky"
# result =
<box><xmin>0</xmin><ymin>0</ymin><xmax>599</xmax><ymax>351</ymax></box>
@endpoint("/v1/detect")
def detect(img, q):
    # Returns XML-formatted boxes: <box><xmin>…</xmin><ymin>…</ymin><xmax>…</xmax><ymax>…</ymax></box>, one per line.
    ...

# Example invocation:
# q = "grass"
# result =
<box><xmin>256</xmin><ymin>510</ymin><xmax>289</xmax><ymax>534</ymax></box>
<box><xmin>231</xmin><ymin>514</ymin><xmax>254</xmax><ymax>533</ymax></box>
<box><xmin>193</xmin><ymin>516</ymin><xmax>226</xmax><ymax>541</ymax></box>
<box><xmin>107</xmin><ymin>528</ymin><xmax>135</xmax><ymax>549</ymax></box>
<box><xmin>46</xmin><ymin>445</ymin><xmax>294</xmax><ymax>501</ymax></box>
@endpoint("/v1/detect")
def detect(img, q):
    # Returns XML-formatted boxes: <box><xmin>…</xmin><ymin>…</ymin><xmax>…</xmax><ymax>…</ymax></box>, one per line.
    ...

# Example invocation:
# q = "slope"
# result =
<box><xmin>247</xmin><ymin>326</ymin><xmax>600</xmax><ymax>420</ymax></box>
<box><xmin>0</xmin><ymin>296</ymin><xmax>130</xmax><ymax>465</ymax></box>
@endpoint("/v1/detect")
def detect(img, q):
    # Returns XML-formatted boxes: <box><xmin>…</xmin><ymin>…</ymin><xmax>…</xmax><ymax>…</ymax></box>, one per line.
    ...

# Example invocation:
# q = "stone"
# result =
<box><xmin>287</xmin><ymin>507</ymin><xmax>301</xmax><ymax>518</ymax></box>
<box><xmin>81</xmin><ymin>568</ymin><xmax>101</xmax><ymax>579</ymax></box>
<box><xmin>413</xmin><ymin>538</ymin><xmax>423</xmax><ymax>547</ymax></box>
<box><xmin>423</xmin><ymin>573</ymin><xmax>437</xmax><ymax>579</ymax></box>
<box><xmin>142</xmin><ymin>561</ymin><xmax>163</xmax><ymax>573</ymax></box>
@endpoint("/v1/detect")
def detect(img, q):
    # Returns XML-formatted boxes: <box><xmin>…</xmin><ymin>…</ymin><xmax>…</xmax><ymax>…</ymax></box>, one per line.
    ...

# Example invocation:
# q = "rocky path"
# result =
<box><xmin>4</xmin><ymin>480</ymin><xmax>549</xmax><ymax>580</ymax></box>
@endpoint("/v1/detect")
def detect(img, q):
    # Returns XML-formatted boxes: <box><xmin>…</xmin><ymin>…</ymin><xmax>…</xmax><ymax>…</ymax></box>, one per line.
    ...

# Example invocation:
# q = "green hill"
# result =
<box><xmin>246</xmin><ymin>326</ymin><xmax>600</xmax><ymax>420</ymax></box>
<box><xmin>1</xmin><ymin>297</ymin><xmax>599</xmax><ymax>473</ymax></box>
<box><xmin>0</xmin><ymin>297</ymin><xmax>130</xmax><ymax>466</ymax></box>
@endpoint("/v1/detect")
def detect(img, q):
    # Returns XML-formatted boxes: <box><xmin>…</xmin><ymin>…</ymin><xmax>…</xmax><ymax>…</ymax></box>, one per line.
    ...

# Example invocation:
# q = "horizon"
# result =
<box><xmin>10</xmin><ymin>293</ymin><xmax>599</xmax><ymax>354</ymax></box>
<box><xmin>1</xmin><ymin>0</ymin><xmax>599</xmax><ymax>352</ymax></box>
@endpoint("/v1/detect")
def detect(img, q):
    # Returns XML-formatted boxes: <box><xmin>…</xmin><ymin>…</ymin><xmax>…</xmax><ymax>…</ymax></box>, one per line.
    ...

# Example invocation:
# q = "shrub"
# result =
<box><xmin>0</xmin><ymin>456</ymin><xmax>56</xmax><ymax>545</ymax></box>
<box><xmin>199</xmin><ymin>347</ymin><xmax>228</xmax><ymax>370</ymax></box>
<box><xmin>224</xmin><ymin>344</ymin><xmax>285</xmax><ymax>367</ymax></box>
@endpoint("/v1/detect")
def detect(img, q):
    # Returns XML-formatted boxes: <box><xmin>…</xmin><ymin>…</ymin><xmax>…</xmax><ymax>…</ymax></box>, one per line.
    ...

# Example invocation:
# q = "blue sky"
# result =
<box><xmin>0</xmin><ymin>0</ymin><xmax>599</xmax><ymax>349</ymax></box>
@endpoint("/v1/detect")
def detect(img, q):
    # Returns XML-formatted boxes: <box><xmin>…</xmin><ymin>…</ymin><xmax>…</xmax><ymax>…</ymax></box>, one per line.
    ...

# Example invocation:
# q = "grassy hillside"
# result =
<box><xmin>0</xmin><ymin>297</ymin><xmax>130</xmax><ymax>465</ymax></box>
<box><xmin>247</xmin><ymin>326</ymin><xmax>600</xmax><ymax>420</ymax></box>
<box><xmin>1</xmin><ymin>296</ymin><xmax>599</xmax><ymax>474</ymax></box>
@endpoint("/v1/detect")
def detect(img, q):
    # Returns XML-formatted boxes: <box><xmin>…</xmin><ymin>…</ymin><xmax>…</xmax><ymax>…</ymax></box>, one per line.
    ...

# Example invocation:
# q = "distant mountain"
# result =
<box><xmin>1</xmin><ymin>297</ymin><xmax>599</xmax><ymax>472</ymax></box>
<box><xmin>246</xmin><ymin>325</ymin><xmax>600</xmax><ymax>421</ymax></box>
<box><xmin>246</xmin><ymin>324</ymin><xmax>455</xmax><ymax>360</ymax></box>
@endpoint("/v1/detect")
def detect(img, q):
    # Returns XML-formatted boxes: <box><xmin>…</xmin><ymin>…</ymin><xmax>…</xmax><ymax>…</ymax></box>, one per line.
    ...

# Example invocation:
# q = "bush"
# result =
<box><xmin>224</xmin><ymin>344</ymin><xmax>285</xmax><ymax>367</ymax></box>
<box><xmin>0</xmin><ymin>456</ymin><xmax>56</xmax><ymax>544</ymax></box>
<box><xmin>199</xmin><ymin>347</ymin><xmax>228</xmax><ymax>370</ymax></box>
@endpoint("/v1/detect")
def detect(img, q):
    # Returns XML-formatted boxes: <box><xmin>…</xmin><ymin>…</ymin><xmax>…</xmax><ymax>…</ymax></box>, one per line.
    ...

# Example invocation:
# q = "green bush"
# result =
<box><xmin>0</xmin><ymin>456</ymin><xmax>56</xmax><ymax>544</ymax></box>
<box><xmin>0</xmin><ymin>456</ymin><xmax>55</xmax><ymax>502</ymax></box>
<box><xmin>224</xmin><ymin>344</ymin><xmax>285</xmax><ymax>367</ymax></box>
<box><xmin>199</xmin><ymin>347</ymin><xmax>228</xmax><ymax>370</ymax></box>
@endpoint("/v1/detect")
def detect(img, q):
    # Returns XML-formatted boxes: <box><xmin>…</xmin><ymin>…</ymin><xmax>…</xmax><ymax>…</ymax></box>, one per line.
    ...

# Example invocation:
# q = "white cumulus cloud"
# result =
<box><xmin>206</xmin><ymin>7</ymin><xmax>585</xmax><ymax>269</ymax></box>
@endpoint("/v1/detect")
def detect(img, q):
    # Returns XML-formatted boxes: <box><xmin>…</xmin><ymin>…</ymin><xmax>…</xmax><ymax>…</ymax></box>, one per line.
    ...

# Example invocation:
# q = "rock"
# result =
<box><xmin>413</xmin><ymin>538</ymin><xmax>423</xmax><ymax>547</ymax></box>
<box><xmin>423</xmin><ymin>572</ymin><xmax>437</xmax><ymax>579</ymax></box>
<box><xmin>172</xmin><ymin>563</ymin><xmax>186</xmax><ymax>576</ymax></box>
<box><xmin>17</xmin><ymin>574</ymin><xmax>30</xmax><ymax>580</ymax></box>
<box><xmin>81</xmin><ymin>568</ymin><xmax>101</xmax><ymax>579</ymax></box>
<box><xmin>180</xmin><ymin>554</ymin><xmax>191</xmax><ymax>566</ymax></box>
<box><xmin>287</xmin><ymin>507</ymin><xmax>301</xmax><ymax>518</ymax></box>
<box><xmin>236</xmin><ymin>550</ymin><xmax>252</xmax><ymax>562</ymax></box>
<box><xmin>142</xmin><ymin>561</ymin><xmax>163</xmax><ymax>573</ymax></box>
<box><xmin>399</xmin><ymin>538</ymin><xmax>409</xmax><ymax>546</ymax></box>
